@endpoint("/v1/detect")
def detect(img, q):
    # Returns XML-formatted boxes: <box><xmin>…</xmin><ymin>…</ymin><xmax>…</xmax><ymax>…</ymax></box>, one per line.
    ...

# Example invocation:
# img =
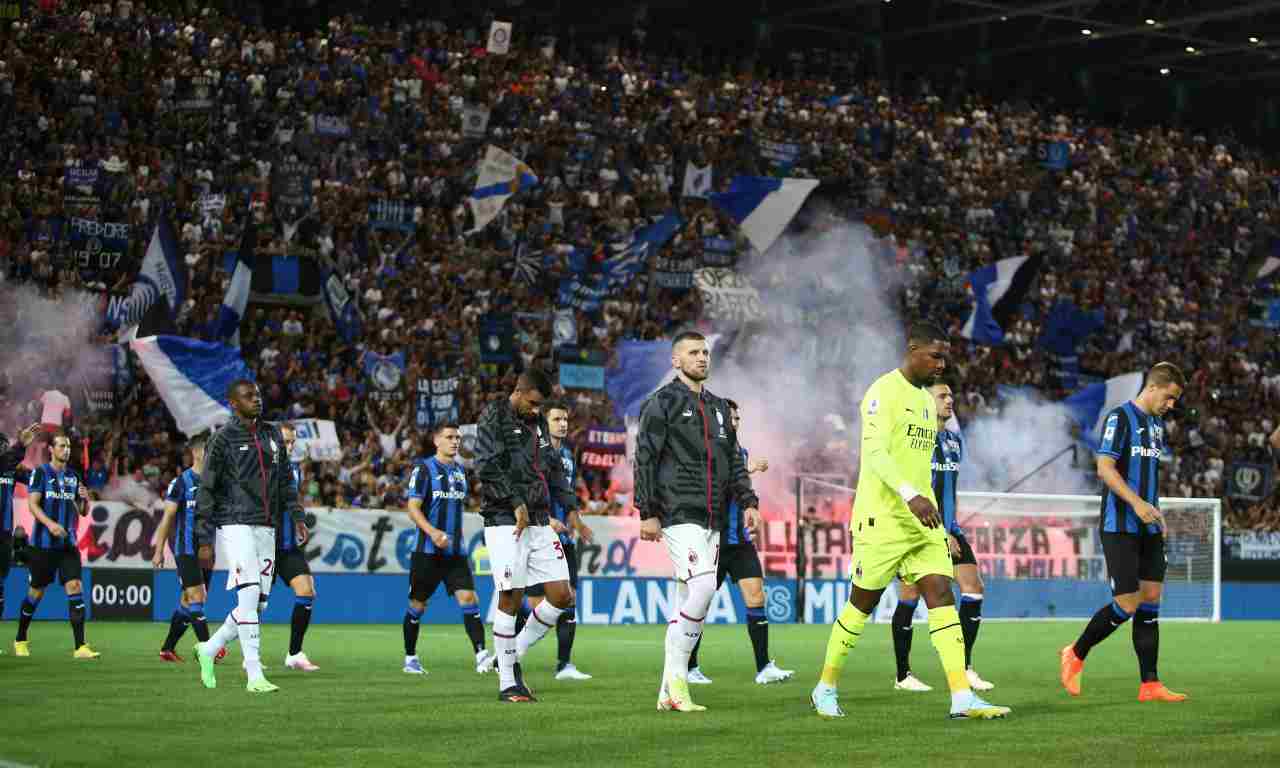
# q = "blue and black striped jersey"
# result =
<box><xmin>164</xmin><ymin>469</ymin><xmax>201</xmax><ymax>557</ymax></box>
<box><xmin>408</xmin><ymin>457</ymin><xmax>468</xmax><ymax>556</ymax></box>
<box><xmin>724</xmin><ymin>447</ymin><xmax>753</xmax><ymax>545</ymax></box>
<box><xmin>1</xmin><ymin>467</ymin><xmax>30</xmax><ymax>534</ymax></box>
<box><xmin>1097</xmin><ymin>402</ymin><xmax>1165</xmax><ymax>534</ymax></box>
<box><xmin>30</xmin><ymin>463</ymin><xmax>80</xmax><ymax>550</ymax></box>
<box><xmin>279</xmin><ymin>462</ymin><xmax>303</xmax><ymax>552</ymax></box>
<box><xmin>550</xmin><ymin>443</ymin><xmax>576</xmax><ymax>546</ymax></box>
<box><xmin>932</xmin><ymin>429</ymin><xmax>964</xmax><ymax>534</ymax></box>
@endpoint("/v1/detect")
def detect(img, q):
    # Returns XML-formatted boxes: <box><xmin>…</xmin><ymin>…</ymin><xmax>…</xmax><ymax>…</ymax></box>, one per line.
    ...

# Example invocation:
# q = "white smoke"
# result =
<box><xmin>0</xmin><ymin>284</ymin><xmax>112</xmax><ymax>438</ymax></box>
<box><xmin>715</xmin><ymin>212</ymin><xmax>1091</xmax><ymax>519</ymax></box>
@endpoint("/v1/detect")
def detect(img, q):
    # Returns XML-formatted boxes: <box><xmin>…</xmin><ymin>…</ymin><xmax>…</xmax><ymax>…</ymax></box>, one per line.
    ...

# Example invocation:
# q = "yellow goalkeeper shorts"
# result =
<box><xmin>850</xmin><ymin>523</ymin><xmax>953</xmax><ymax>591</ymax></box>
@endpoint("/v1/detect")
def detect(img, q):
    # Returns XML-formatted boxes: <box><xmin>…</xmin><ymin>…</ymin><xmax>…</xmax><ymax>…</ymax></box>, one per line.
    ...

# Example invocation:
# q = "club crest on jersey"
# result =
<box><xmin>866</xmin><ymin>399</ymin><xmax>879</xmax><ymax>416</ymax></box>
<box><xmin>715</xmin><ymin>409</ymin><xmax>724</xmax><ymax>426</ymax></box>
<box><xmin>688</xmin><ymin>551</ymin><xmax>698</xmax><ymax>565</ymax></box>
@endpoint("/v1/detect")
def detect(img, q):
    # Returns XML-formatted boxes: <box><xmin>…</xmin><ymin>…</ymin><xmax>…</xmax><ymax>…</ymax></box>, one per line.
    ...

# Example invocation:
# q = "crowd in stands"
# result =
<box><xmin>0</xmin><ymin>1</ymin><xmax>1277</xmax><ymax>530</ymax></box>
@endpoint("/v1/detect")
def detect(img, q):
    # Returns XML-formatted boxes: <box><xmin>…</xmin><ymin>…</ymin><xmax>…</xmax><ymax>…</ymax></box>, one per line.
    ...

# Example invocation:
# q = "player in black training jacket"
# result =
<box><xmin>634</xmin><ymin>331</ymin><xmax>759</xmax><ymax>713</ymax></box>
<box><xmin>474</xmin><ymin>369</ymin><xmax>581</xmax><ymax>703</ymax></box>
<box><xmin>192</xmin><ymin>380</ymin><xmax>300</xmax><ymax>694</ymax></box>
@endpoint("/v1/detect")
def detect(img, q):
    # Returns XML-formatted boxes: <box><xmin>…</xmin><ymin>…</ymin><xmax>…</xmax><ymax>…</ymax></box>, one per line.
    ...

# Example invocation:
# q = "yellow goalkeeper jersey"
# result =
<box><xmin>852</xmin><ymin>368</ymin><xmax>938</xmax><ymax>534</ymax></box>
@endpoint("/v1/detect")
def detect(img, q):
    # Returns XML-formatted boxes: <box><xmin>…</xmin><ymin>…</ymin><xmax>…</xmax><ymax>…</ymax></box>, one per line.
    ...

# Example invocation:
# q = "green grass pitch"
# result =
<box><xmin>1</xmin><ymin>620</ymin><xmax>1277</xmax><ymax>768</ymax></box>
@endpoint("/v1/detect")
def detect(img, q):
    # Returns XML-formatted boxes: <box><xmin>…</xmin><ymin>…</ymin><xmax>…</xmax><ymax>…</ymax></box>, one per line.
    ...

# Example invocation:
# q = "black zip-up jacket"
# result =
<box><xmin>634</xmin><ymin>378</ymin><xmax>758</xmax><ymax>529</ymax></box>
<box><xmin>475</xmin><ymin>398</ymin><xmax>579</xmax><ymax>527</ymax></box>
<box><xmin>196</xmin><ymin>415</ymin><xmax>300</xmax><ymax>539</ymax></box>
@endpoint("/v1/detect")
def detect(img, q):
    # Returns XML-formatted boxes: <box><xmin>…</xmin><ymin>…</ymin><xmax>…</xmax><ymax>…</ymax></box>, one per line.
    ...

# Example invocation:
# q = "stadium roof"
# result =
<box><xmin>764</xmin><ymin>0</ymin><xmax>1280</xmax><ymax>87</ymax></box>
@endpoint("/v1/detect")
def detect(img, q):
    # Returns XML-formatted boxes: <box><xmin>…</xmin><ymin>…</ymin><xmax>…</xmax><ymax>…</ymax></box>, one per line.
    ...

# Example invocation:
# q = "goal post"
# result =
<box><xmin>792</xmin><ymin>481</ymin><xmax>1221</xmax><ymax>623</ymax></box>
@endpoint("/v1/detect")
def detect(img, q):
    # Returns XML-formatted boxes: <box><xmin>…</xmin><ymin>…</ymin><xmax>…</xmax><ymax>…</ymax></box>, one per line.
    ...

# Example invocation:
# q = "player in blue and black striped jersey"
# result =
<box><xmin>524</xmin><ymin>401</ymin><xmax>595</xmax><ymax>681</ymax></box>
<box><xmin>14</xmin><ymin>431</ymin><xmax>98</xmax><ymax>659</ymax></box>
<box><xmin>153</xmin><ymin>433</ymin><xmax>215</xmax><ymax>662</ymax></box>
<box><xmin>891</xmin><ymin>383</ymin><xmax>994</xmax><ymax>693</ymax></box>
<box><xmin>0</xmin><ymin>424</ymin><xmax>40</xmax><ymax>627</ymax></box>
<box><xmin>686</xmin><ymin>400</ymin><xmax>795</xmax><ymax>686</ymax></box>
<box><xmin>402</xmin><ymin>422</ymin><xmax>492</xmax><ymax>675</ymax></box>
<box><xmin>1061</xmin><ymin>362</ymin><xmax>1188</xmax><ymax>704</ymax></box>
<box><xmin>276</xmin><ymin>423</ymin><xmax>319</xmax><ymax>673</ymax></box>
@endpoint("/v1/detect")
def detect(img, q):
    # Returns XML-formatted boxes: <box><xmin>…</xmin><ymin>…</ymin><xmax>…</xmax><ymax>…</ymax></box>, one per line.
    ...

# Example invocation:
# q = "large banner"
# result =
<box><xmin>580</xmin><ymin>426</ymin><xmax>627</xmax><ymax>469</ymax></box>
<box><xmin>368</xmin><ymin>198</ymin><xmax>417</xmax><ymax>233</ymax></box>
<box><xmin>1227</xmin><ymin>462</ymin><xmax>1273</xmax><ymax>502</ymax></box>
<box><xmin>313</xmin><ymin>114</ymin><xmax>353</xmax><ymax>138</ymax></box>
<box><xmin>694</xmin><ymin>267</ymin><xmax>765</xmax><ymax>324</ymax></box>
<box><xmin>757</xmin><ymin>139</ymin><xmax>801</xmax><ymax>175</ymax></box>
<box><xmin>362</xmin><ymin>350</ymin><xmax>407</xmax><ymax>402</ymax></box>
<box><xmin>282</xmin><ymin>419</ymin><xmax>342</xmax><ymax>462</ymax></box>
<box><xmin>415</xmin><ymin>376</ymin><xmax>459</xmax><ymax>428</ymax></box>
<box><xmin>64</xmin><ymin>166</ymin><xmax>100</xmax><ymax>208</ymax></box>
<box><xmin>67</xmin><ymin>218</ymin><xmax>131</xmax><ymax>278</ymax></box>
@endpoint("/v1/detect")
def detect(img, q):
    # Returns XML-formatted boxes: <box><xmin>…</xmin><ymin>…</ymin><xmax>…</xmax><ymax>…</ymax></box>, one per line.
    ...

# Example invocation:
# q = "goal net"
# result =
<box><xmin>794</xmin><ymin>479</ymin><xmax>1221</xmax><ymax>622</ymax></box>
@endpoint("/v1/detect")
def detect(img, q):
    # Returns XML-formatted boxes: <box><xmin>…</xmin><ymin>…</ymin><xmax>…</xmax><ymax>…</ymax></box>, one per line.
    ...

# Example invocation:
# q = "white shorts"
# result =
<box><xmin>217</xmin><ymin>524</ymin><xmax>276</xmax><ymax>596</ymax></box>
<box><xmin>484</xmin><ymin>524</ymin><xmax>570</xmax><ymax>592</ymax></box>
<box><xmin>663</xmin><ymin>523</ymin><xmax>720</xmax><ymax>583</ymax></box>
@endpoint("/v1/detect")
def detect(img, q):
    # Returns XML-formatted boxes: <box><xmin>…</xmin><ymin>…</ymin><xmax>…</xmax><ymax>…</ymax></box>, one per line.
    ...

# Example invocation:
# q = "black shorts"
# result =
<box><xmin>275</xmin><ymin>548</ymin><xmax>312</xmax><ymax>585</ymax></box>
<box><xmin>0</xmin><ymin>531</ymin><xmax>10</xmax><ymax>578</ymax></box>
<box><xmin>717</xmin><ymin>542</ymin><xmax>763</xmax><ymax>586</ymax></box>
<box><xmin>1101</xmin><ymin>531</ymin><xmax>1167</xmax><ymax>595</ymax></box>
<box><xmin>527</xmin><ymin>541</ymin><xmax>579</xmax><ymax>596</ymax></box>
<box><xmin>28</xmin><ymin>547</ymin><xmax>82</xmax><ymax>589</ymax></box>
<box><xmin>175</xmin><ymin>554</ymin><xmax>213</xmax><ymax>591</ymax></box>
<box><xmin>408</xmin><ymin>552</ymin><xmax>475</xmax><ymax>601</ymax></box>
<box><xmin>950</xmin><ymin>530</ymin><xmax>978</xmax><ymax>566</ymax></box>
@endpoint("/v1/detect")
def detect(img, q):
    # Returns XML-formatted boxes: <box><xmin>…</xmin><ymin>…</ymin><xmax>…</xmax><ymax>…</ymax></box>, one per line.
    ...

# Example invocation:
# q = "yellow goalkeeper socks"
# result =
<box><xmin>928</xmin><ymin>605</ymin><xmax>970</xmax><ymax>693</ymax></box>
<box><xmin>820</xmin><ymin>602</ymin><xmax>870</xmax><ymax>686</ymax></box>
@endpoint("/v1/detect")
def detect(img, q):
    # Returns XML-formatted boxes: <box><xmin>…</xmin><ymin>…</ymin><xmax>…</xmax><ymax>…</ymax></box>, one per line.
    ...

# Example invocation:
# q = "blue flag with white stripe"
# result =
<box><xmin>322</xmin><ymin>269</ymin><xmax>361</xmax><ymax>343</ymax></box>
<box><xmin>960</xmin><ymin>255</ymin><xmax>1042</xmax><ymax>345</ymax></box>
<box><xmin>710</xmin><ymin>176</ymin><xmax>819</xmax><ymax>254</ymax></box>
<box><xmin>1064</xmin><ymin>371</ymin><xmax>1145</xmax><ymax>449</ymax></box>
<box><xmin>129</xmin><ymin>335</ymin><xmax>255</xmax><ymax>436</ymax></box>
<box><xmin>214</xmin><ymin>226</ymin><xmax>255</xmax><ymax>347</ymax></box>
<box><xmin>557</xmin><ymin>214</ymin><xmax>682</xmax><ymax>310</ymax></box>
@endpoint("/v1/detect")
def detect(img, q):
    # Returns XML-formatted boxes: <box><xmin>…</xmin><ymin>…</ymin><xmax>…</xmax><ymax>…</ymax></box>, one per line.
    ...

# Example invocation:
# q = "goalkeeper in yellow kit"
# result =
<box><xmin>810</xmin><ymin>323</ymin><xmax>1011</xmax><ymax>720</ymax></box>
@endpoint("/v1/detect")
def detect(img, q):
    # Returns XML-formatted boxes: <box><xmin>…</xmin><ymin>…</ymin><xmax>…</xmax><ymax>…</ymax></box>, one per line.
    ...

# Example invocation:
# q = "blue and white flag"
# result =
<box><xmin>129</xmin><ymin>335</ymin><xmax>254</xmax><ymax>437</ymax></box>
<box><xmin>682</xmin><ymin>160</ymin><xmax>712</xmax><ymax>198</ymax></box>
<box><xmin>469</xmin><ymin>144</ymin><xmax>538</xmax><ymax>232</ymax></box>
<box><xmin>214</xmin><ymin>226</ymin><xmax>255</xmax><ymax>347</ymax></box>
<box><xmin>1064</xmin><ymin>371</ymin><xmax>1145</xmax><ymax>448</ymax></box>
<box><xmin>558</xmin><ymin>214</ymin><xmax>682</xmax><ymax>310</ymax></box>
<box><xmin>322</xmin><ymin>270</ymin><xmax>361</xmax><ymax>343</ymax></box>
<box><xmin>960</xmin><ymin>254</ymin><xmax>1043</xmax><ymax>345</ymax></box>
<box><xmin>1038</xmin><ymin>299</ymin><xmax>1105</xmax><ymax>389</ymax></box>
<box><xmin>111</xmin><ymin>217</ymin><xmax>187</xmax><ymax>333</ymax></box>
<box><xmin>1246</xmin><ymin>239</ymin><xmax>1280</xmax><ymax>284</ymax></box>
<box><xmin>710</xmin><ymin>176</ymin><xmax>819</xmax><ymax>254</ymax></box>
<box><xmin>605</xmin><ymin>336</ymin><xmax>722</xmax><ymax>421</ymax></box>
